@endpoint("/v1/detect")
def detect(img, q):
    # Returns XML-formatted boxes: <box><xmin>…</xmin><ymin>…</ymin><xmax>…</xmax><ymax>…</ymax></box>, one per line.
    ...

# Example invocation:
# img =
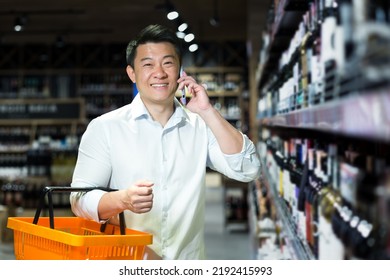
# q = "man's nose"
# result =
<box><xmin>154</xmin><ymin>65</ymin><xmax>168</xmax><ymax>79</ymax></box>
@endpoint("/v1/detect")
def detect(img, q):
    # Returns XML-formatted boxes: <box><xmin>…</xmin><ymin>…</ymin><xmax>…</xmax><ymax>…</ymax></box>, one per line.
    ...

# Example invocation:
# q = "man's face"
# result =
<box><xmin>126</xmin><ymin>42</ymin><xmax>180</xmax><ymax>106</ymax></box>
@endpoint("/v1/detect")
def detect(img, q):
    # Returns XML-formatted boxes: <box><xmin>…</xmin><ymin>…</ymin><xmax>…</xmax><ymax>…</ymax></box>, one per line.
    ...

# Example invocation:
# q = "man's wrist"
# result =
<box><xmin>197</xmin><ymin>105</ymin><xmax>219</xmax><ymax>123</ymax></box>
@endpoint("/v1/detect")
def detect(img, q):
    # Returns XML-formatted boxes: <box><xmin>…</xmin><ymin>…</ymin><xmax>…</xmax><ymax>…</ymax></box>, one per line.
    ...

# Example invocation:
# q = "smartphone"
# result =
<box><xmin>179</xmin><ymin>67</ymin><xmax>186</xmax><ymax>106</ymax></box>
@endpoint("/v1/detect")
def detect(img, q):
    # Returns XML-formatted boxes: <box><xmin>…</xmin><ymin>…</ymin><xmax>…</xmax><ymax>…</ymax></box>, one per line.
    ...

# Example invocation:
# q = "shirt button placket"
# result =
<box><xmin>161</xmin><ymin>131</ymin><xmax>168</xmax><ymax>258</ymax></box>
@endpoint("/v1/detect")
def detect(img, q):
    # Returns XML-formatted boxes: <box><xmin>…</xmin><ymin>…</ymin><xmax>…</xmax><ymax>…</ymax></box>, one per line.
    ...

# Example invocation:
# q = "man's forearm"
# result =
<box><xmin>98</xmin><ymin>191</ymin><xmax>126</xmax><ymax>220</ymax></box>
<box><xmin>198</xmin><ymin>107</ymin><xmax>243</xmax><ymax>154</ymax></box>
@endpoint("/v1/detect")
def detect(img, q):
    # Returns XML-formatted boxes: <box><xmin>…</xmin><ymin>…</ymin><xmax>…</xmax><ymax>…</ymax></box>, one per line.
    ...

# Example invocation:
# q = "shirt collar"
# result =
<box><xmin>131</xmin><ymin>94</ymin><xmax>150</xmax><ymax>120</ymax></box>
<box><xmin>173</xmin><ymin>97</ymin><xmax>189</xmax><ymax>121</ymax></box>
<box><xmin>130</xmin><ymin>93</ymin><xmax>190</xmax><ymax>124</ymax></box>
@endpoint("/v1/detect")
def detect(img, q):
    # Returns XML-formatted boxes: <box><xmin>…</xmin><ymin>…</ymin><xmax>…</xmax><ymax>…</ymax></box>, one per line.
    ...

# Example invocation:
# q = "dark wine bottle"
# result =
<box><xmin>318</xmin><ymin>144</ymin><xmax>344</xmax><ymax>259</ymax></box>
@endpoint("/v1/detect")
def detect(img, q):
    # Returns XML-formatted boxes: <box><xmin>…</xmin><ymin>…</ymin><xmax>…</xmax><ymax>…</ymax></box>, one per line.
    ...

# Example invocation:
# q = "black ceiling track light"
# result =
<box><xmin>1</xmin><ymin>8</ymin><xmax>85</xmax><ymax>31</ymax></box>
<box><xmin>209</xmin><ymin>0</ymin><xmax>220</xmax><ymax>27</ymax></box>
<box><xmin>0</xmin><ymin>9</ymin><xmax>86</xmax><ymax>44</ymax></box>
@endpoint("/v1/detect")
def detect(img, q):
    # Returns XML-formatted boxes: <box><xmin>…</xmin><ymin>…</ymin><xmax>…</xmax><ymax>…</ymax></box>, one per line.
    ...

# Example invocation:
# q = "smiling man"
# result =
<box><xmin>70</xmin><ymin>24</ymin><xmax>260</xmax><ymax>260</ymax></box>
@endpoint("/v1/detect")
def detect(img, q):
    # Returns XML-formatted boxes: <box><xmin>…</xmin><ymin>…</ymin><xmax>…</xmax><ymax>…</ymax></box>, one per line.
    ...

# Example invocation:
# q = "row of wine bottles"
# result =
<box><xmin>258</xmin><ymin>0</ymin><xmax>390</xmax><ymax>118</ymax></box>
<box><xmin>0</xmin><ymin>72</ymin><xmax>132</xmax><ymax>99</ymax></box>
<box><xmin>0</xmin><ymin>125</ymin><xmax>84</xmax><ymax>151</ymax></box>
<box><xmin>0</xmin><ymin>179</ymin><xmax>71</xmax><ymax>209</ymax></box>
<box><xmin>83</xmin><ymin>93</ymin><xmax>133</xmax><ymax>118</ymax></box>
<box><xmin>0</xmin><ymin>148</ymin><xmax>77</xmax><ymax>181</ymax></box>
<box><xmin>257</xmin><ymin>131</ymin><xmax>390</xmax><ymax>259</ymax></box>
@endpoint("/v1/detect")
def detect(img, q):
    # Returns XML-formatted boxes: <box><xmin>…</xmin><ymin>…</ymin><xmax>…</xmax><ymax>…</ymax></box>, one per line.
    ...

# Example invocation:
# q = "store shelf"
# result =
<box><xmin>176</xmin><ymin>66</ymin><xmax>245</xmax><ymax>131</ymax></box>
<box><xmin>258</xmin><ymin>0</ymin><xmax>308</xmax><ymax>89</ymax></box>
<box><xmin>222</xmin><ymin>176</ymin><xmax>249</xmax><ymax>231</ymax></box>
<box><xmin>260</xmin><ymin>158</ymin><xmax>315</xmax><ymax>260</ymax></box>
<box><xmin>78</xmin><ymin>88</ymin><xmax>132</xmax><ymax>95</ymax></box>
<box><xmin>254</xmin><ymin>0</ymin><xmax>390</xmax><ymax>260</ymax></box>
<box><xmin>175</xmin><ymin>89</ymin><xmax>240</xmax><ymax>98</ymax></box>
<box><xmin>258</xmin><ymin>88</ymin><xmax>390</xmax><ymax>142</ymax></box>
<box><xmin>0</xmin><ymin>98</ymin><xmax>86</xmax><ymax>125</ymax></box>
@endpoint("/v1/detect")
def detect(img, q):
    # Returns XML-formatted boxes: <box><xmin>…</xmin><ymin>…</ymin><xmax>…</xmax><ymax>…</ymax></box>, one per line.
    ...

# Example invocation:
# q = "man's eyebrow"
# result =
<box><xmin>140</xmin><ymin>57</ymin><xmax>152</xmax><ymax>62</ymax></box>
<box><xmin>163</xmin><ymin>55</ymin><xmax>176</xmax><ymax>60</ymax></box>
<box><xmin>138</xmin><ymin>55</ymin><xmax>177</xmax><ymax>63</ymax></box>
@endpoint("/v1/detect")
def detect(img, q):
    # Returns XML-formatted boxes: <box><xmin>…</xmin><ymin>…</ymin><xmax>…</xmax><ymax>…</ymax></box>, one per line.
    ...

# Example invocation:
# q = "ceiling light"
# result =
<box><xmin>14</xmin><ymin>24</ymin><xmax>22</xmax><ymax>32</ymax></box>
<box><xmin>167</xmin><ymin>11</ymin><xmax>179</xmax><ymax>20</ymax></box>
<box><xmin>189</xmin><ymin>44</ymin><xmax>198</xmax><ymax>52</ymax></box>
<box><xmin>184</xmin><ymin>33</ymin><xmax>195</xmax><ymax>42</ymax></box>
<box><xmin>14</xmin><ymin>16</ymin><xmax>26</xmax><ymax>32</ymax></box>
<box><xmin>176</xmin><ymin>31</ymin><xmax>186</xmax><ymax>39</ymax></box>
<box><xmin>178</xmin><ymin>23</ymin><xmax>188</xmax><ymax>32</ymax></box>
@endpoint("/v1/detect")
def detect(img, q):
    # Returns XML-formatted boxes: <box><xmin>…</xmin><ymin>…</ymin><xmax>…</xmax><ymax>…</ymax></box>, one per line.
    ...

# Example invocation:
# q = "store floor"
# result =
<box><xmin>204</xmin><ymin>184</ymin><xmax>253</xmax><ymax>260</ymax></box>
<box><xmin>0</xmin><ymin>174</ymin><xmax>254</xmax><ymax>260</ymax></box>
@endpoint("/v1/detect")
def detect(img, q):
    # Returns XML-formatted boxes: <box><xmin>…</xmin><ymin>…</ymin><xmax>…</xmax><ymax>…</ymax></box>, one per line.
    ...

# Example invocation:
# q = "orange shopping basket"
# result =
<box><xmin>7</xmin><ymin>186</ymin><xmax>152</xmax><ymax>260</ymax></box>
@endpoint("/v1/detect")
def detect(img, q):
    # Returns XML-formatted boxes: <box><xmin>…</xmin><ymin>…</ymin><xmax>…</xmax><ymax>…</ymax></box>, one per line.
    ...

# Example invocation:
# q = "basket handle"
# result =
<box><xmin>32</xmin><ymin>186</ymin><xmax>127</xmax><ymax>235</ymax></box>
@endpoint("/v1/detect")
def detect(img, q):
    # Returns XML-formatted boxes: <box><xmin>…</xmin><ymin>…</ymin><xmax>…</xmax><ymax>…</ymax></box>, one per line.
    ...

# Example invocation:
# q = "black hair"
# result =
<box><xmin>126</xmin><ymin>24</ymin><xmax>183</xmax><ymax>68</ymax></box>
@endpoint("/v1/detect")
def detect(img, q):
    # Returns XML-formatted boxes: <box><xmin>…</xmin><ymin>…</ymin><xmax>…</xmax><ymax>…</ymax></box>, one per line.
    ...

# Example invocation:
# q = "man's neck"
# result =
<box><xmin>142</xmin><ymin>98</ymin><xmax>175</xmax><ymax>127</ymax></box>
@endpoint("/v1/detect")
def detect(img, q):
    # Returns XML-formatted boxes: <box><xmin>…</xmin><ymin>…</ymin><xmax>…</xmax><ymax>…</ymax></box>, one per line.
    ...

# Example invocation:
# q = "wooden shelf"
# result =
<box><xmin>0</xmin><ymin>98</ymin><xmax>86</xmax><ymax>125</ymax></box>
<box><xmin>175</xmin><ymin>66</ymin><xmax>245</xmax><ymax>131</ymax></box>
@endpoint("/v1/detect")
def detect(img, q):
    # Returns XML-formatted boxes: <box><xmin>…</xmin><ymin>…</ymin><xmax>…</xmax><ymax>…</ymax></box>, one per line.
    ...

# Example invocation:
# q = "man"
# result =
<box><xmin>70</xmin><ymin>24</ymin><xmax>260</xmax><ymax>259</ymax></box>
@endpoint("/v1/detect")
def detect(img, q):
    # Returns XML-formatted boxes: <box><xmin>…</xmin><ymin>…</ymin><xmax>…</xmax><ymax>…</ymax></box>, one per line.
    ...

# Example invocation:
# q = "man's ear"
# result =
<box><xmin>126</xmin><ymin>65</ymin><xmax>136</xmax><ymax>83</ymax></box>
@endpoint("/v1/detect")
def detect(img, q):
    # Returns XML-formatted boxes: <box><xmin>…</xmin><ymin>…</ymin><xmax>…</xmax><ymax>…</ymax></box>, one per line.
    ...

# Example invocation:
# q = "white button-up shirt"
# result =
<box><xmin>70</xmin><ymin>94</ymin><xmax>260</xmax><ymax>259</ymax></box>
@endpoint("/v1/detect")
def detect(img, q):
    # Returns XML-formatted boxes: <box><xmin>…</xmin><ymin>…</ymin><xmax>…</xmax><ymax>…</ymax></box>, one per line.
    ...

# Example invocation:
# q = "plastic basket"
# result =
<box><xmin>6</xmin><ymin>186</ymin><xmax>153</xmax><ymax>260</ymax></box>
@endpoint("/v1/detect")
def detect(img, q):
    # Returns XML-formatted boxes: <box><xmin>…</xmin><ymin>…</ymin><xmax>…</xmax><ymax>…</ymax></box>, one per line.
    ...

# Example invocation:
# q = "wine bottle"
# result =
<box><xmin>311</xmin><ymin>146</ymin><xmax>327</xmax><ymax>258</ymax></box>
<box><xmin>282</xmin><ymin>139</ymin><xmax>292</xmax><ymax>209</ymax></box>
<box><xmin>297</xmin><ymin>139</ymin><xmax>311</xmax><ymax>241</ymax></box>
<box><xmin>304</xmin><ymin>140</ymin><xmax>316</xmax><ymax>250</ymax></box>
<box><xmin>317</xmin><ymin>143</ymin><xmax>345</xmax><ymax>259</ymax></box>
<box><xmin>350</xmin><ymin>156</ymin><xmax>386</xmax><ymax>259</ymax></box>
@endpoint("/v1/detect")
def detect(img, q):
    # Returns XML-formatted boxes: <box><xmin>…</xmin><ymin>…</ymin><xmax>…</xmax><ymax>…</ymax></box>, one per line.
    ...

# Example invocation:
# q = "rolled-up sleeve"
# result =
<box><xmin>70</xmin><ymin>189</ymin><xmax>106</xmax><ymax>222</ymax></box>
<box><xmin>207</xmin><ymin>132</ymin><xmax>261</xmax><ymax>182</ymax></box>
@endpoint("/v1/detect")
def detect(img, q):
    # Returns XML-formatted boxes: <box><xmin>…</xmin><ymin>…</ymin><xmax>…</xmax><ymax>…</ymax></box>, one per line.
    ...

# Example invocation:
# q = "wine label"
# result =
<box><xmin>340</xmin><ymin>163</ymin><xmax>360</xmax><ymax>208</ymax></box>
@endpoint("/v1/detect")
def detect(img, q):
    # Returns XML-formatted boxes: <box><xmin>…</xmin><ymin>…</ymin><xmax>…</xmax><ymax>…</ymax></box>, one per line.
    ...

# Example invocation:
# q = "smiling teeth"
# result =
<box><xmin>152</xmin><ymin>84</ymin><xmax>168</xmax><ymax>87</ymax></box>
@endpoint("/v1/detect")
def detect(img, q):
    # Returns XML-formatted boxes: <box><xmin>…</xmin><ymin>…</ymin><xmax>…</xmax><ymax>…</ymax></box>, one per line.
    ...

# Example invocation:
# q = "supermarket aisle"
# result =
<box><xmin>204</xmin><ymin>174</ymin><xmax>253</xmax><ymax>260</ymax></box>
<box><xmin>0</xmin><ymin>204</ymin><xmax>15</xmax><ymax>259</ymax></box>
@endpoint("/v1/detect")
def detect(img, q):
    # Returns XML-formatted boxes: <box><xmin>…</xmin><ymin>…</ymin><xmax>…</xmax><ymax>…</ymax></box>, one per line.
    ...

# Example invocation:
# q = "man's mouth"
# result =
<box><xmin>151</xmin><ymin>83</ymin><xmax>168</xmax><ymax>88</ymax></box>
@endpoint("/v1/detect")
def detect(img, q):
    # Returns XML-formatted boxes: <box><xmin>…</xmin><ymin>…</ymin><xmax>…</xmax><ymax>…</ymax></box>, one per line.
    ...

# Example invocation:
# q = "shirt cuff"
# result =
<box><xmin>82</xmin><ymin>189</ymin><xmax>107</xmax><ymax>223</ymax></box>
<box><xmin>223</xmin><ymin>133</ymin><xmax>257</xmax><ymax>172</ymax></box>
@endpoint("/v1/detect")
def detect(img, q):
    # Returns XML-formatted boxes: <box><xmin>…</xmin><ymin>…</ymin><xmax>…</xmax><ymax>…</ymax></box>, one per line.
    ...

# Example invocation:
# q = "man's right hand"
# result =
<box><xmin>120</xmin><ymin>180</ymin><xmax>154</xmax><ymax>214</ymax></box>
